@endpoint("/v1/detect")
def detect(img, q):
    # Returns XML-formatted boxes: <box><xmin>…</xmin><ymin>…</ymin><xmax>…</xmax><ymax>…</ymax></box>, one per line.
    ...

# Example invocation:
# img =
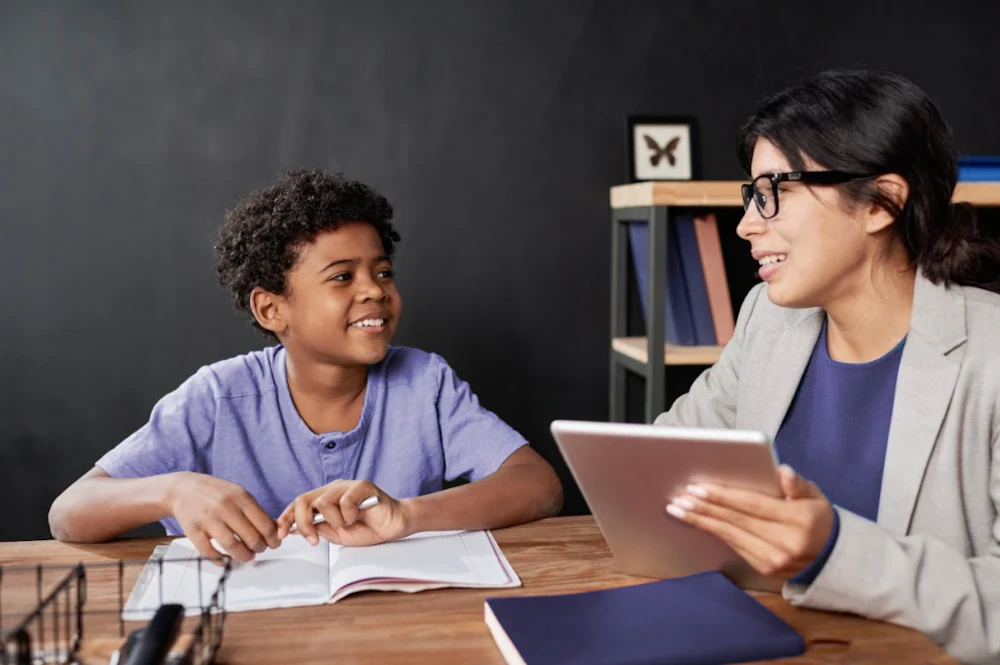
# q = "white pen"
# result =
<box><xmin>289</xmin><ymin>495</ymin><xmax>380</xmax><ymax>533</ymax></box>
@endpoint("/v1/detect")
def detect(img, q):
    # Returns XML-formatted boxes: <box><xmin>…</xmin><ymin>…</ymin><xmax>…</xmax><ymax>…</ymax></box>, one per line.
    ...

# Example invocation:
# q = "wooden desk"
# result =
<box><xmin>0</xmin><ymin>516</ymin><xmax>956</xmax><ymax>664</ymax></box>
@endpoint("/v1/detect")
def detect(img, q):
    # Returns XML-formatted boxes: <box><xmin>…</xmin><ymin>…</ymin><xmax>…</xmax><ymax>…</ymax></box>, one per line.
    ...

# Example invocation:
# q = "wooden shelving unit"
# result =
<box><xmin>612</xmin><ymin>337</ymin><xmax>722</xmax><ymax>366</ymax></box>
<box><xmin>609</xmin><ymin>180</ymin><xmax>1000</xmax><ymax>424</ymax></box>
<box><xmin>610</xmin><ymin>180</ymin><xmax>1000</xmax><ymax>209</ymax></box>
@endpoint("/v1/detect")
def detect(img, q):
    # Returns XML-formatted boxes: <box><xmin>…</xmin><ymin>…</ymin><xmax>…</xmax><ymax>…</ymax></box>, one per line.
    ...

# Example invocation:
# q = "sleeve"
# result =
<box><xmin>95</xmin><ymin>366</ymin><xmax>218</xmax><ymax>479</ymax></box>
<box><xmin>788</xmin><ymin>509</ymin><xmax>841</xmax><ymax>586</ymax></box>
<box><xmin>783</xmin><ymin>430</ymin><xmax>1000</xmax><ymax>665</ymax></box>
<box><xmin>653</xmin><ymin>283</ymin><xmax>766</xmax><ymax>428</ymax></box>
<box><xmin>433</xmin><ymin>355</ymin><xmax>528</xmax><ymax>483</ymax></box>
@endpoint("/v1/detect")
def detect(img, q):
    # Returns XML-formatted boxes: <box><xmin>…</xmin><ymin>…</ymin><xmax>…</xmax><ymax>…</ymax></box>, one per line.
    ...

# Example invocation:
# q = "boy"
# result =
<box><xmin>49</xmin><ymin>169</ymin><xmax>563</xmax><ymax>562</ymax></box>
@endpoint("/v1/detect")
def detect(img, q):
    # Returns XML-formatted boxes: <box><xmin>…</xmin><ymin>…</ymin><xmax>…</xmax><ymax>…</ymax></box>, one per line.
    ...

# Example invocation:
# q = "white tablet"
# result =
<box><xmin>550</xmin><ymin>419</ymin><xmax>783</xmax><ymax>592</ymax></box>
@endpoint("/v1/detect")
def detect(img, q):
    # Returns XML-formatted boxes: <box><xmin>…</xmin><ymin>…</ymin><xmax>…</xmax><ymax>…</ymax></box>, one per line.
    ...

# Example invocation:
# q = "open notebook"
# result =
<box><xmin>123</xmin><ymin>530</ymin><xmax>519</xmax><ymax>618</ymax></box>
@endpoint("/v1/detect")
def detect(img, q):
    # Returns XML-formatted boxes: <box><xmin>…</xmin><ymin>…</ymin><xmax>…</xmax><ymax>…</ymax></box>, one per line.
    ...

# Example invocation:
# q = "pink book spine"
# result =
<box><xmin>693</xmin><ymin>213</ymin><xmax>735</xmax><ymax>345</ymax></box>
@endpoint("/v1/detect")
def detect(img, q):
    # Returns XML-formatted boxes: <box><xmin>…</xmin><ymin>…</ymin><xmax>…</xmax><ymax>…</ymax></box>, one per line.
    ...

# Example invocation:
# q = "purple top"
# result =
<box><xmin>776</xmin><ymin>320</ymin><xmax>905</xmax><ymax>584</ymax></box>
<box><xmin>96</xmin><ymin>345</ymin><xmax>528</xmax><ymax>535</ymax></box>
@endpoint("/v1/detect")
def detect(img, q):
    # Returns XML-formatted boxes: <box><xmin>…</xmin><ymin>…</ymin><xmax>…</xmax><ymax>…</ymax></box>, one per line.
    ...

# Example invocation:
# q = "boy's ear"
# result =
<box><xmin>249</xmin><ymin>287</ymin><xmax>288</xmax><ymax>335</ymax></box>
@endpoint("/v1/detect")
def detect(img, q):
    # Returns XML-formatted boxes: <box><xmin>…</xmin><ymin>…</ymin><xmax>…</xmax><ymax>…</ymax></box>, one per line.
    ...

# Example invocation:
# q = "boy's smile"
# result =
<box><xmin>348</xmin><ymin>312</ymin><xmax>390</xmax><ymax>334</ymax></box>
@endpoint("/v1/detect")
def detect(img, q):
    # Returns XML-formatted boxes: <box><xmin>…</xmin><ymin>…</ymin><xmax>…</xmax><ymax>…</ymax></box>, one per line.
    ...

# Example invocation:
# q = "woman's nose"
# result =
<box><xmin>736</xmin><ymin>205</ymin><xmax>767</xmax><ymax>240</ymax></box>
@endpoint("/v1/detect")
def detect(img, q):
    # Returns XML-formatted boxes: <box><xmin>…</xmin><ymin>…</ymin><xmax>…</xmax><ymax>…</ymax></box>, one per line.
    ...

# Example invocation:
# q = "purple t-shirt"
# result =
<box><xmin>96</xmin><ymin>345</ymin><xmax>528</xmax><ymax>535</ymax></box>
<box><xmin>775</xmin><ymin>320</ymin><xmax>905</xmax><ymax>585</ymax></box>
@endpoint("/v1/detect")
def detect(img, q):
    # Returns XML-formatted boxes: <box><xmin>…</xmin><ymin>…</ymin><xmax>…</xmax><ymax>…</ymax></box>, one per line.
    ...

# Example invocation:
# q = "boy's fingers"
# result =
<box><xmin>188</xmin><ymin>530</ymin><xmax>226</xmax><ymax>567</ymax></box>
<box><xmin>314</xmin><ymin>494</ymin><xmax>346</xmax><ymax>530</ymax></box>
<box><xmin>315</xmin><ymin>523</ymin><xmax>342</xmax><ymax>545</ymax></box>
<box><xmin>294</xmin><ymin>496</ymin><xmax>319</xmax><ymax>545</ymax></box>
<box><xmin>241</xmin><ymin>501</ymin><xmax>280</xmax><ymax>549</ymax></box>
<box><xmin>226</xmin><ymin>511</ymin><xmax>269</xmax><ymax>554</ymax></box>
<box><xmin>338</xmin><ymin>495</ymin><xmax>360</xmax><ymax>526</ymax></box>
<box><xmin>340</xmin><ymin>483</ymin><xmax>378</xmax><ymax>526</ymax></box>
<box><xmin>206</xmin><ymin>520</ymin><xmax>255</xmax><ymax>563</ymax></box>
<box><xmin>276</xmin><ymin>505</ymin><xmax>295</xmax><ymax>539</ymax></box>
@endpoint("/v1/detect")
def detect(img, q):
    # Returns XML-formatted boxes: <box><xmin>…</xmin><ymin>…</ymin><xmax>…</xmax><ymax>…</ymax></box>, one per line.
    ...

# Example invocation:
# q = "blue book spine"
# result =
<box><xmin>626</xmin><ymin>222</ymin><xmax>696</xmax><ymax>346</ymax></box>
<box><xmin>957</xmin><ymin>156</ymin><xmax>1000</xmax><ymax>182</ymax></box>
<box><xmin>958</xmin><ymin>167</ymin><xmax>1000</xmax><ymax>182</ymax></box>
<box><xmin>674</xmin><ymin>215</ymin><xmax>716</xmax><ymax>345</ymax></box>
<box><xmin>665</xmin><ymin>222</ymin><xmax>697</xmax><ymax>345</ymax></box>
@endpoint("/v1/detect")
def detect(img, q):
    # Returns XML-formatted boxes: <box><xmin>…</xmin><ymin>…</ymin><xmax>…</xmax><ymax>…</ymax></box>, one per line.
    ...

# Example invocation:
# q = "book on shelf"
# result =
<box><xmin>958</xmin><ymin>155</ymin><xmax>1000</xmax><ymax>182</ymax></box>
<box><xmin>692</xmin><ymin>213</ymin><xmax>735</xmax><ymax>344</ymax></box>
<box><xmin>675</xmin><ymin>215</ymin><xmax>717</xmax><ymax>345</ymax></box>
<box><xmin>627</xmin><ymin>220</ymin><xmax>696</xmax><ymax>345</ymax></box>
<box><xmin>625</xmin><ymin>213</ymin><xmax>733</xmax><ymax>347</ymax></box>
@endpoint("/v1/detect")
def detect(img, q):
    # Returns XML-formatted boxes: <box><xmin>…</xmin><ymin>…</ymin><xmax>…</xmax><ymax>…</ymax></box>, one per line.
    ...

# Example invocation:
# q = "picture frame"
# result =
<box><xmin>625</xmin><ymin>115</ymin><xmax>699</xmax><ymax>182</ymax></box>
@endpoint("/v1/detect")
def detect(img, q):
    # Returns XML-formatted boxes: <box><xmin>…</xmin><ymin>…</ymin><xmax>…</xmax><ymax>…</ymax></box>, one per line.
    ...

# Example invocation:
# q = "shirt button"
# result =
<box><xmin>325</xmin><ymin>441</ymin><xmax>337</xmax><ymax>450</ymax></box>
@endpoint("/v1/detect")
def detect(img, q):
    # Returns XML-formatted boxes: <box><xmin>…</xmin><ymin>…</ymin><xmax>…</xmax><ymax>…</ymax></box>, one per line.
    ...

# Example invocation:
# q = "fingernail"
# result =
<box><xmin>686</xmin><ymin>484</ymin><xmax>708</xmax><ymax>498</ymax></box>
<box><xmin>666</xmin><ymin>503</ymin><xmax>687</xmax><ymax>519</ymax></box>
<box><xmin>308</xmin><ymin>536</ymin><xmax>318</xmax><ymax>546</ymax></box>
<box><xmin>674</xmin><ymin>496</ymin><xmax>696</xmax><ymax>510</ymax></box>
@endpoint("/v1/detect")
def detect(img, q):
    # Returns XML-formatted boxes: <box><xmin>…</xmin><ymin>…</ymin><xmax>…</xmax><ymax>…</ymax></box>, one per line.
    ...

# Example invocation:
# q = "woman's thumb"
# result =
<box><xmin>778</xmin><ymin>464</ymin><xmax>816</xmax><ymax>499</ymax></box>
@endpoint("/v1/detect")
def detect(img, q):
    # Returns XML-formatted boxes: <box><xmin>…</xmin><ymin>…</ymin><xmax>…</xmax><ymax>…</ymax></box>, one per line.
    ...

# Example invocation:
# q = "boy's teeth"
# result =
<box><xmin>758</xmin><ymin>254</ymin><xmax>787</xmax><ymax>266</ymax></box>
<box><xmin>353</xmin><ymin>318</ymin><xmax>385</xmax><ymax>328</ymax></box>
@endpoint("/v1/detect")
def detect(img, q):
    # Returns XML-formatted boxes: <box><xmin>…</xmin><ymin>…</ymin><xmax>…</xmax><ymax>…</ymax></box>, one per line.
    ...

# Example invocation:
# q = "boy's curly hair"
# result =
<box><xmin>215</xmin><ymin>169</ymin><xmax>400</xmax><ymax>334</ymax></box>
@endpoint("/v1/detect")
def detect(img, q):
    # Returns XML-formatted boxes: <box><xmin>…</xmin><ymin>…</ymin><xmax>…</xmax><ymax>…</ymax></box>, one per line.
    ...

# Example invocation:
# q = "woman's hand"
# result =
<box><xmin>276</xmin><ymin>480</ymin><xmax>411</xmax><ymax>547</ymax></box>
<box><xmin>665</xmin><ymin>465</ymin><xmax>835</xmax><ymax>579</ymax></box>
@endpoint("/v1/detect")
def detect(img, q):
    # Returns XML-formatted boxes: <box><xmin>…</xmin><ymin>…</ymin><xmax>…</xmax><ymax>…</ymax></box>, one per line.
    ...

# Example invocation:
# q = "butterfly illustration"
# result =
<box><xmin>643</xmin><ymin>134</ymin><xmax>681</xmax><ymax>167</ymax></box>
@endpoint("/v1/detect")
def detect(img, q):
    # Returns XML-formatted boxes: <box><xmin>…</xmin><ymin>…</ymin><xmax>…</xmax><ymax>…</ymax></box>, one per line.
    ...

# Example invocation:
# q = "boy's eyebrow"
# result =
<box><xmin>317</xmin><ymin>255</ymin><xmax>392</xmax><ymax>274</ymax></box>
<box><xmin>318</xmin><ymin>258</ymin><xmax>357</xmax><ymax>273</ymax></box>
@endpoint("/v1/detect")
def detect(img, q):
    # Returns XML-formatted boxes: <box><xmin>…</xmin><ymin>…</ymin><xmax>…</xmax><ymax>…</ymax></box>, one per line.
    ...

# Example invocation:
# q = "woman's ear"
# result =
<box><xmin>250</xmin><ymin>287</ymin><xmax>288</xmax><ymax>335</ymax></box>
<box><xmin>866</xmin><ymin>174</ymin><xmax>910</xmax><ymax>234</ymax></box>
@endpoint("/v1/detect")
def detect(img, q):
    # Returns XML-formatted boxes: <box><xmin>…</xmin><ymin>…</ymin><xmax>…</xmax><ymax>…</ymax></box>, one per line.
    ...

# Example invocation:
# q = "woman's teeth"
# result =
<box><xmin>351</xmin><ymin>318</ymin><xmax>385</xmax><ymax>328</ymax></box>
<box><xmin>758</xmin><ymin>254</ymin><xmax>787</xmax><ymax>266</ymax></box>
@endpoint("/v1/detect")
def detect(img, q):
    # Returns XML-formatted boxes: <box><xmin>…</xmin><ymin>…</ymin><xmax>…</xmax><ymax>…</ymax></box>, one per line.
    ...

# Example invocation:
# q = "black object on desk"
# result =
<box><xmin>120</xmin><ymin>603</ymin><xmax>185</xmax><ymax>665</ymax></box>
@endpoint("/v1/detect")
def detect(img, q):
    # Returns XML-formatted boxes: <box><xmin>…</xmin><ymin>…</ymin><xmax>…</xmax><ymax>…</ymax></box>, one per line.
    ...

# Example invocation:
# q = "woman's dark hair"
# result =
<box><xmin>738</xmin><ymin>67</ymin><xmax>1000</xmax><ymax>293</ymax></box>
<box><xmin>215</xmin><ymin>169</ymin><xmax>400</xmax><ymax>335</ymax></box>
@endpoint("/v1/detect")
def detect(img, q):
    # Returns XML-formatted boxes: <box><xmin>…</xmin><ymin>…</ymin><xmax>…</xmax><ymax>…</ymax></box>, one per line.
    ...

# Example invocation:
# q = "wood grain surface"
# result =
<box><xmin>609</xmin><ymin>180</ymin><xmax>1000</xmax><ymax>210</ymax></box>
<box><xmin>0</xmin><ymin>516</ymin><xmax>957</xmax><ymax>664</ymax></box>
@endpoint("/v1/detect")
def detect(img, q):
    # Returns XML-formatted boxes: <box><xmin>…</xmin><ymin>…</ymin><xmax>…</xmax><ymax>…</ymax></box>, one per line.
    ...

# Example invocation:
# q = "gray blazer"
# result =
<box><xmin>654</xmin><ymin>270</ymin><xmax>1000</xmax><ymax>664</ymax></box>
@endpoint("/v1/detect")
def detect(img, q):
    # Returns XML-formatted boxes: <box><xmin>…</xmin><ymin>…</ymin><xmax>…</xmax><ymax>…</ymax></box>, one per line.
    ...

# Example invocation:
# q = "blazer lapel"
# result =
<box><xmin>743</xmin><ymin>309</ymin><xmax>824</xmax><ymax>442</ymax></box>
<box><xmin>877</xmin><ymin>273</ymin><xmax>966</xmax><ymax>537</ymax></box>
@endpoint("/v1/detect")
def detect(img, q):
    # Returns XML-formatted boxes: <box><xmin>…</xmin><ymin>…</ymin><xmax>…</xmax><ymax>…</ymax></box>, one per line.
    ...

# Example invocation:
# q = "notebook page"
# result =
<box><xmin>327</xmin><ymin>530</ymin><xmax>518</xmax><ymax>598</ymax></box>
<box><xmin>123</xmin><ymin>535</ymin><xmax>330</xmax><ymax>618</ymax></box>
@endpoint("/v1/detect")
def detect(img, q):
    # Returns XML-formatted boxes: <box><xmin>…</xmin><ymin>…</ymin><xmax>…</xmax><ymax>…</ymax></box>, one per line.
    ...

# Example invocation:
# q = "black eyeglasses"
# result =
<box><xmin>742</xmin><ymin>171</ymin><xmax>874</xmax><ymax>219</ymax></box>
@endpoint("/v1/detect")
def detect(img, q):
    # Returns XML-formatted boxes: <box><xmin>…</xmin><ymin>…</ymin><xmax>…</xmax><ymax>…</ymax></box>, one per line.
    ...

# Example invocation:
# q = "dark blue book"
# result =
<box><xmin>484</xmin><ymin>571</ymin><xmax>805</xmax><ymax>665</ymax></box>
<box><xmin>674</xmin><ymin>216</ymin><xmax>717</xmax><ymax>345</ymax></box>
<box><xmin>627</xmin><ymin>221</ymin><xmax>696</xmax><ymax>345</ymax></box>
<box><xmin>958</xmin><ymin>155</ymin><xmax>1000</xmax><ymax>181</ymax></box>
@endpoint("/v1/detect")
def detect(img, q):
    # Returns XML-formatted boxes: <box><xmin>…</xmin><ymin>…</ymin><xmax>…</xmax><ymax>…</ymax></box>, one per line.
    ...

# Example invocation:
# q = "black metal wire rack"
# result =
<box><xmin>0</xmin><ymin>553</ymin><xmax>231</xmax><ymax>665</ymax></box>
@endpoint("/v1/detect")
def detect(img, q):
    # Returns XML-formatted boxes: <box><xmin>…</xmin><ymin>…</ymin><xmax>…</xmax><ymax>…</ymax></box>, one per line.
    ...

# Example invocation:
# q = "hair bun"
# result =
<box><xmin>924</xmin><ymin>200</ymin><xmax>1000</xmax><ymax>292</ymax></box>
<box><xmin>947</xmin><ymin>201</ymin><xmax>979</xmax><ymax>239</ymax></box>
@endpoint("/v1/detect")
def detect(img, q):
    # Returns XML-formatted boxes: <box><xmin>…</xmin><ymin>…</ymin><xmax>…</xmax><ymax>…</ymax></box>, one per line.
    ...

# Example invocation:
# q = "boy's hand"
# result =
<box><xmin>276</xmin><ymin>480</ymin><xmax>411</xmax><ymax>547</ymax></box>
<box><xmin>165</xmin><ymin>472</ymin><xmax>280</xmax><ymax>563</ymax></box>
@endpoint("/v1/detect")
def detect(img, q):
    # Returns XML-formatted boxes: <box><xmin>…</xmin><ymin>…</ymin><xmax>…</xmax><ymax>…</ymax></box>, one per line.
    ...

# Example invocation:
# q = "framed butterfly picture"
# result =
<box><xmin>625</xmin><ymin>115</ymin><xmax>699</xmax><ymax>182</ymax></box>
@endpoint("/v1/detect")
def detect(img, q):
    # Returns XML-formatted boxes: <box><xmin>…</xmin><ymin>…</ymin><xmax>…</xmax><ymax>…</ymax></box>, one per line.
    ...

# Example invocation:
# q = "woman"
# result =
<box><xmin>656</xmin><ymin>67</ymin><xmax>1000</xmax><ymax>665</ymax></box>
